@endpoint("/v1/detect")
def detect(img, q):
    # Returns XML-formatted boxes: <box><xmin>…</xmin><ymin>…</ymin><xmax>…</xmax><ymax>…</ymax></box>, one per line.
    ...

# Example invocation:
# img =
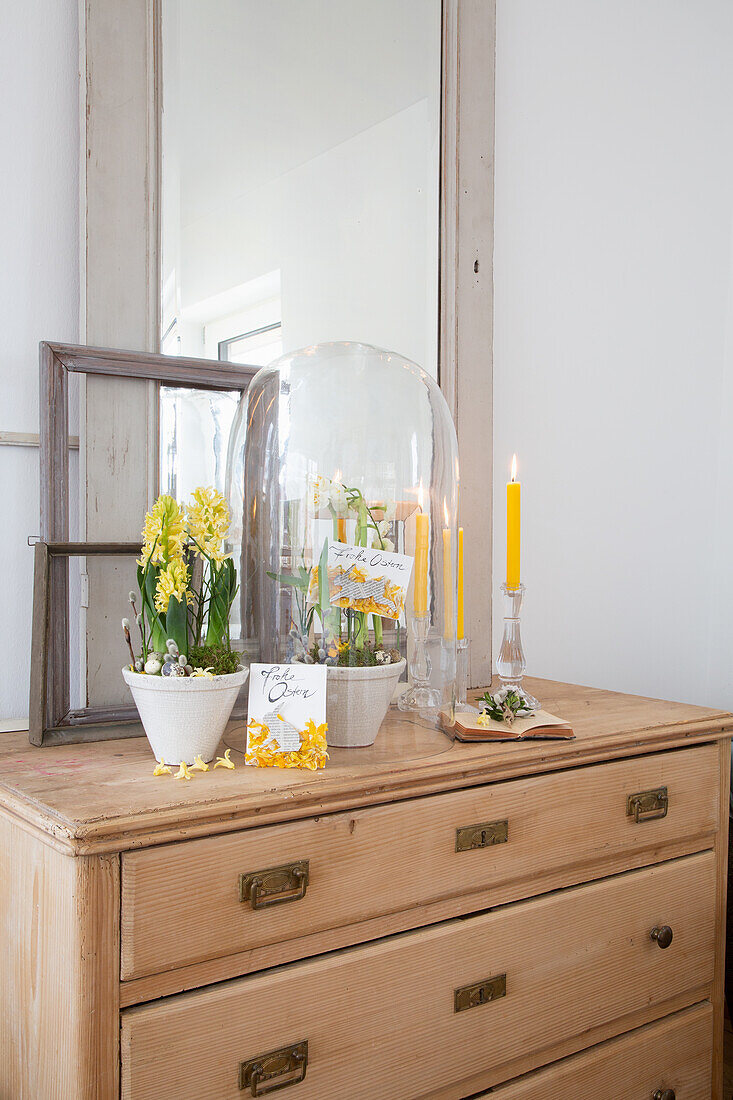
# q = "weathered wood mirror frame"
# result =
<box><xmin>80</xmin><ymin>0</ymin><xmax>495</xmax><ymax>687</ymax></box>
<box><xmin>37</xmin><ymin>342</ymin><xmax>256</xmax><ymax>743</ymax></box>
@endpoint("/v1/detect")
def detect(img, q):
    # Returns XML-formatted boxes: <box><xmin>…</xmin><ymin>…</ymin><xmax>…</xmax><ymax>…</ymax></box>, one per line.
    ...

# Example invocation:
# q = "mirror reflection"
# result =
<box><xmin>159</xmin><ymin>386</ymin><xmax>240</xmax><ymax>503</ymax></box>
<box><xmin>160</xmin><ymin>0</ymin><xmax>442</xmax><ymax>377</ymax></box>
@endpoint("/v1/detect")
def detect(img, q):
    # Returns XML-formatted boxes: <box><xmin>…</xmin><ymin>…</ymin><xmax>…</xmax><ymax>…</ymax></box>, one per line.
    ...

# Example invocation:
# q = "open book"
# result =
<box><xmin>441</xmin><ymin>707</ymin><xmax>574</xmax><ymax>742</ymax></box>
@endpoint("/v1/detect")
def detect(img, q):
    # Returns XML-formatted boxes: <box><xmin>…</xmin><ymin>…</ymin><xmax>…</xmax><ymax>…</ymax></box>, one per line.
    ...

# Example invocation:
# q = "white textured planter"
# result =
<box><xmin>326</xmin><ymin>659</ymin><xmax>406</xmax><ymax>748</ymax></box>
<box><xmin>122</xmin><ymin>666</ymin><xmax>248</xmax><ymax>765</ymax></box>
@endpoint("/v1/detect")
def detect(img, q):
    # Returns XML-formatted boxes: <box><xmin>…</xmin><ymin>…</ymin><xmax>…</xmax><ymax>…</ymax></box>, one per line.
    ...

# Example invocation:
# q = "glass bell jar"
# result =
<box><xmin>228</xmin><ymin>341</ymin><xmax>459</xmax><ymax>731</ymax></box>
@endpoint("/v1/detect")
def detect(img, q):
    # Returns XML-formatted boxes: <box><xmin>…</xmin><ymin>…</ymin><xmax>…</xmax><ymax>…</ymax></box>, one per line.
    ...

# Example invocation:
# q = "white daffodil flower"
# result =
<box><xmin>306</xmin><ymin>474</ymin><xmax>330</xmax><ymax>516</ymax></box>
<box><xmin>328</xmin><ymin>481</ymin><xmax>349</xmax><ymax>516</ymax></box>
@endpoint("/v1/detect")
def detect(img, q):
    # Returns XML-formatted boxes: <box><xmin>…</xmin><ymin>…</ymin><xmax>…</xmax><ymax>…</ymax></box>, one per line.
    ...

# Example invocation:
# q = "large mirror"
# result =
<box><xmin>76</xmin><ymin>0</ymin><xmax>494</xmax><ymax>707</ymax></box>
<box><xmin>160</xmin><ymin>0</ymin><xmax>442</xmax><ymax>380</ymax></box>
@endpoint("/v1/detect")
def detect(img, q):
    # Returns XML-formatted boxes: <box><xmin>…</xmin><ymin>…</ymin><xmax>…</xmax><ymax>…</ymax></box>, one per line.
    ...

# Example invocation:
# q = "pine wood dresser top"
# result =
<box><xmin>0</xmin><ymin>678</ymin><xmax>731</xmax><ymax>856</ymax></box>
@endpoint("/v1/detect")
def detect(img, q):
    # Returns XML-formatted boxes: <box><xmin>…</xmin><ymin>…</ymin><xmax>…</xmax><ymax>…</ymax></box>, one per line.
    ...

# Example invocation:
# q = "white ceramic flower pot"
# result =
<box><xmin>326</xmin><ymin>659</ymin><xmax>406</xmax><ymax>748</ymax></box>
<box><xmin>122</xmin><ymin>666</ymin><xmax>248</xmax><ymax>765</ymax></box>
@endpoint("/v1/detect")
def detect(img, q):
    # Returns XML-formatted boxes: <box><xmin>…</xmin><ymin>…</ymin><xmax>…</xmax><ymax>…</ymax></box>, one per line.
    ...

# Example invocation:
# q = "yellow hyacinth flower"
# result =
<box><xmin>152</xmin><ymin>760</ymin><xmax>172</xmax><ymax>776</ymax></box>
<box><xmin>214</xmin><ymin>747</ymin><xmax>236</xmax><ymax>770</ymax></box>
<box><xmin>154</xmin><ymin>558</ymin><xmax>191</xmax><ymax>614</ymax></box>
<box><xmin>191</xmin><ymin>755</ymin><xmax>209</xmax><ymax>771</ymax></box>
<box><xmin>186</xmin><ymin>486</ymin><xmax>231</xmax><ymax>564</ymax></box>
<box><xmin>139</xmin><ymin>494</ymin><xmax>186</xmax><ymax>566</ymax></box>
<box><xmin>476</xmin><ymin>712</ymin><xmax>492</xmax><ymax>728</ymax></box>
<box><xmin>175</xmin><ymin>761</ymin><xmax>194</xmax><ymax>780</ymax></box>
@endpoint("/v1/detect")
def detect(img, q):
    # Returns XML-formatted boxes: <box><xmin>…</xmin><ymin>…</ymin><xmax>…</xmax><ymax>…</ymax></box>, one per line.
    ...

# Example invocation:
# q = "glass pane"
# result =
<box><xmin>220</xmin><ymin>324</ymin><xmax>283</xmax><ymax>367</ymax></box>
<box><xmin>160</xmin><ymin>0</ymin><xmax>441</xmax><ymax>377</ymax></box>
<box><xmin>159</xmin><ymin>386</ymin><xmax>240</xmax><ymax>502</ymax></box>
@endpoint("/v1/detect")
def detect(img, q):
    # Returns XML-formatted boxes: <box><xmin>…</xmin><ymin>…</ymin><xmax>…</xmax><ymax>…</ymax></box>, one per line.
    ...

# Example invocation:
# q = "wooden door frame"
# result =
<box><xmin>80</xmin><ymin>0</ymin><xmax>495</xmax><ymax>687</ymax></box>
<box><xmin>440</xmin><ymin>0</ymin><xmax>495</xmax><ymax>685</ymax></box>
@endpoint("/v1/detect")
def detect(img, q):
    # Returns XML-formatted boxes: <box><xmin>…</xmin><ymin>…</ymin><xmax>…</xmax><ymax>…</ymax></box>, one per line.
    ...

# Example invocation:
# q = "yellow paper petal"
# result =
<box><xmin>214</xmin><ymin>747</ymin><xmax>236</xmax><ymax>770</ymax></box>
<box><xmin>245</xmin><ymin>718</ymin><xmax>329</xmax><ymax>771</ymax></box>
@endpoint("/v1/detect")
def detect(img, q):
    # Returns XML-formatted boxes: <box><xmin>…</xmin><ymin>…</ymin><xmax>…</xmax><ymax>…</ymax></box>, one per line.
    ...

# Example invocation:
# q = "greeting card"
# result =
<box><xmin>245</xmin><ymin>663</ymin><xmax>328</xmax><ymax>769</ymax></box>
<box><xmin>308</xmin><ymin>542</ymin><xmax>414</xmax><ymax>621</ymax></box>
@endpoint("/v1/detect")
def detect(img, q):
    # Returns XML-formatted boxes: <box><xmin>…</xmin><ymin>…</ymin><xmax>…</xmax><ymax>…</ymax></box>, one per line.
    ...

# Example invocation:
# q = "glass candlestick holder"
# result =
<box><xmin>496</xmin><ymin>583</ymin><xmax>540</xmax><ymax>710</ymax></box>
<box><xmin>455</xmin><ymin>637</ymin><xmax>478</xmax><ymax>713</ymax></box>
<box><xmin>398</xmin><ymin>614</ymin><xmax>442</xmax><ymax>712</ymax></box>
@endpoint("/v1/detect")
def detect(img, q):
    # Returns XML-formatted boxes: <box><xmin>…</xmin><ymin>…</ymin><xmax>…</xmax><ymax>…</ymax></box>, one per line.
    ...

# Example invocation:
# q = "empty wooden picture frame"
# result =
<box><xmin>37</xmin><ymin>342</ymin><xmax>257</xmax><ymax>744</ymax></box>
<box><xmin>30</xmin><ymin>541</ymin><xmax>141</xmax><ymax>745</ymax></box>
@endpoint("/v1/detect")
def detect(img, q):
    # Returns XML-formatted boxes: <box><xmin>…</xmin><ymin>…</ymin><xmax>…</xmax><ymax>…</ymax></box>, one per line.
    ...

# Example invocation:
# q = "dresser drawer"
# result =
<box><xmin>483</xmin><ymin>1002</ymin><xmax>713</xmax><ymax>1099</ymax></box>
<box><xmin>120</xmin><ymin>743</ymin><xmax>718</xmax><ymax>981</ymax></box>
<box><xmin>121</xmin><ymin>851</ymin><xmax>716</xmax><ymax>1099</ymax></box>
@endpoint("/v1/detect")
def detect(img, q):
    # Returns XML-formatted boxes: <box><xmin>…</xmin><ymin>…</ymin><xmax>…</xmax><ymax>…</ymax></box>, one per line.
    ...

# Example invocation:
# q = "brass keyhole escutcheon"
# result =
<box><xmin>455</xmin><ymin>819</ymin><xmax>508</xmax><ymax>852</ymax></box>
<box><xmin>454</xmin><ymin>973</ymin><xmax>507</xmax><ymax>1013</ymax></box>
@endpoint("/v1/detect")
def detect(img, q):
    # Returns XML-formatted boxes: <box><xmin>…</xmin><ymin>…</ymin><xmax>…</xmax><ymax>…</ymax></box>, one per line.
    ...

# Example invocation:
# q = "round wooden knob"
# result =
<box><xmin>650</xmin><ymin>925</ymin><xmax>673</xmax><ymax>949</ymax></box>
<box><xmin>652</xmin><ymin>1090</ymin><xmax>675</xmax><ymax>1100</ymax></box>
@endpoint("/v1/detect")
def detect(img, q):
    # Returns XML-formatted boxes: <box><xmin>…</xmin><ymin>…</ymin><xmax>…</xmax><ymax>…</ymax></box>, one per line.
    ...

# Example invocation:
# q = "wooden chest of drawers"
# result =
<box><xmin>0</xmin><ymin>678</ymin><xmax>730</xmax><ymax>1099</ymax></box>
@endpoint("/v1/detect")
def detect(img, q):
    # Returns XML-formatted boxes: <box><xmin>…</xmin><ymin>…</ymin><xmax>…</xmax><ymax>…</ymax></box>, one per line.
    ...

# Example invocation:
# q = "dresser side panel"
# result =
<box><xmin>712</xmin><ymin>738</ymin><xmax>730</xmax><ymax>1100</ymax></box>
<box><xmin>0</xmin><ymin>814</ymin><xmax>120</xmax><ymax>1099</ymax></box>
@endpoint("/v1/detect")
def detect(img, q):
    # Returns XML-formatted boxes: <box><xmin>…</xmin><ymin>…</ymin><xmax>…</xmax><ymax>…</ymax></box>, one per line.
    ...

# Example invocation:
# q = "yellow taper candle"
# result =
<box><xmin>414</xmin><ymin>483</ymin><xmax>429</xmax><ymax>616</ymax></box>
<box><xmin>442</xmin><ymin>502</ymin><xmax>452</xmax><ymax>639</ymax></box>
<box><xmin>457</xmin><ymin>527</ymin><xmax>464</xmax><ymax>639</ymax></box>
<box><xmin>506</xmin><ymin>454</ymin><xmax>521</xmax><ymax>588</ymax></box>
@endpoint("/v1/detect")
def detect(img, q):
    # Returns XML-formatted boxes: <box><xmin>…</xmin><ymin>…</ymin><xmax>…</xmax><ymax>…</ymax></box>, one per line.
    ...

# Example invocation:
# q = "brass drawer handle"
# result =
<box><xmin>626</xmin><ymin>786</ymin><xmax>668</xmax><ymax>823</ymax></box>
<box><xmin>652</xmin><ymin>1090</ymin><xmax>676</xmax><ymax>1100</ymax></box>
<box><xmin>454</xmin><ymin>973</ymin><xmax>507</xmax><ymax>1012</ymax></box>
<box><xmin>650</xmin><ymin>924</ymin><xmax>673</xmax><ymax>949</ymax></box>
<box><xmin>239</xmin><ymin>1040</ymin><xmax>308</xmax><ymax>1095</ymax></box>
<box><xmin>239</xmin><ymin>861</ymin><xmax>310</xmax><ymax>910</ymax></box>
<box><xmin>456</xmin><ymin>819</ymin><xmax>508</xmax><ymax>852</ymax></box>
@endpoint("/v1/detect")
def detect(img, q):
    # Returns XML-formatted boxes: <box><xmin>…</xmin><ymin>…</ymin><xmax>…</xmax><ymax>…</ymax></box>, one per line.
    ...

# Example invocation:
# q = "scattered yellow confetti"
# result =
<box><xmin>175</xmin><ymin>761</ymin><xmax>194</xmax><ymax>780</ymax></box>
<box><xmin>213</xmin><ymin>747</ymin><xmax>236</xmax><ymax>770</ymax></box>
<box><xmin>245</xmin><ymin>718</ymin><xmax>329</xmax><ymax>770</ymax></box>
<box><xmin>152</xmin><ymin>760</ymin><xmax>172</xmax><ymax>776</ymax></box>
<box><xmin>191</xmin><ymin>755</ymin><xmax>209</xmax><ymax>771</ymax></box>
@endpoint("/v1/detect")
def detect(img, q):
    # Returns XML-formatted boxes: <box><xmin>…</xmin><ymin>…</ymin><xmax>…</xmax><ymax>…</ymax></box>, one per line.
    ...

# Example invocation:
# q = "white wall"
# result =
<box><xmin>493</xmin><ymin>0</ymin><xmax>733</xmax><ymax>708</ymax></box>
<box><xmin>0</xmin><ymin>1</ymin><xmax>80</xmax><ymax>718</ymax></box>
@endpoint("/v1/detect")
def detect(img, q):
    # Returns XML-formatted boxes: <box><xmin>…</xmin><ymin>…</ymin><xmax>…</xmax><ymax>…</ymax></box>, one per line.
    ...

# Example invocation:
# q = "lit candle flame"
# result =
<box><xmin>333</xmin><ymin>468</ymin><xmax>342</xmax><ymax>484</ymax></box>
<box><xmin>443</xmin><ymin>499</ymin><xmax>450</xmax><ymax>528</ymax></box>
<box><xmin>417</xmin><ymin>480</ymin><xmax>424</xmax><ymax>511</ymax></box>
<box><xmin>511</xmin><ymin>454</ymin><xmax>518</xmax><ymax>483</ymax></box>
